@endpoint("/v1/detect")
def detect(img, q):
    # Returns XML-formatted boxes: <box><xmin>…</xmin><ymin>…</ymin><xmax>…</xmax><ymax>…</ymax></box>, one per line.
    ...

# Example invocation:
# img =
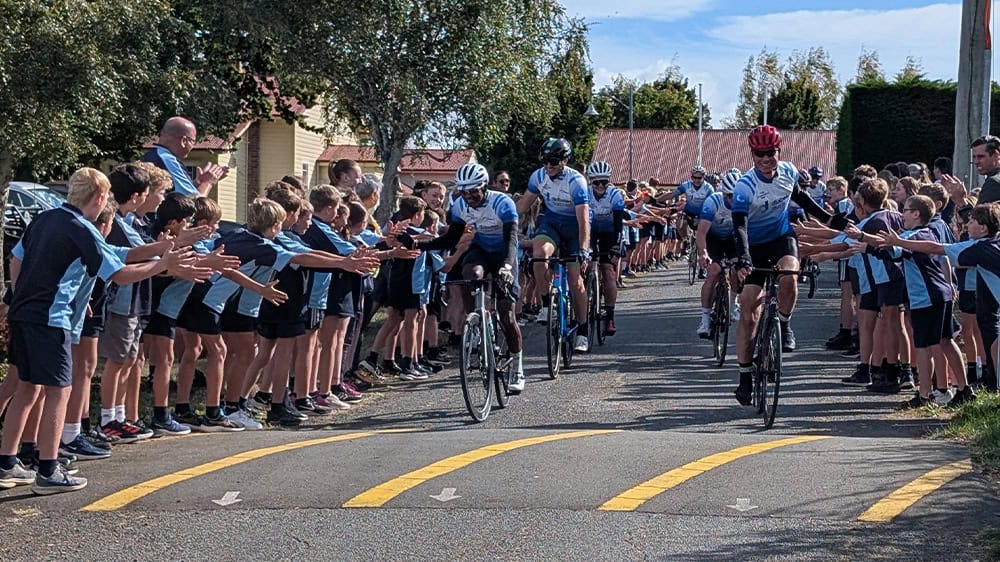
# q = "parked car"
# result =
<box><xmin>2</xmin><ymin>182</ymin><xmax>67</xmax><ymax>279</ymax></box>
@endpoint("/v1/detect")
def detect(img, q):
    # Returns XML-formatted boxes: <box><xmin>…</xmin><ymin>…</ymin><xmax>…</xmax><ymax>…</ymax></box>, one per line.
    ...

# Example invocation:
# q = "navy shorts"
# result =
<box><xmin>221</xmin><ymin>307</ymin><xmax>256</xmax><ymax>333</ymax></box>
<box><xmin>911</xmin><ymin>301</ymin><xmax>955</xmax><ymax>348</ymax></box>
<box><xmin>460</xmin><ymin>246</ymin><xmax>521</xmax><ymax>302</ymax></box>
<box><xmin>303</xmin><ymin>307</ymin><xmax>324</xmax><ymax>331</ymax></box>
<box><xmin>959</xmin><ymin>290</ymin><xmax>977</xmax><ymax>315</ymax></box>
<box><xmin>143</xmin><ymin>312</ymin><xmax>177</xmax><ymax>339</ymax></box>
<box><xmin>837</xmin><ymin>260</ymin><xmax>850</xmax><ymax>283</ymax></box>
<box><xmin>535</xmin><ymin>216</ymin><xmax>582</xmax><ymax>257</ymax></box>
<box><xmin>184</xmin><ymin>303</ymin><xmax>222</xmax><ymax>335</ymax></box>
<box><xmin>877</xmin><ymin>279</ymin><xmax>907</xmax><ymax>308</ymax></box>
<box><xmin>81</xmin><ymin>316</ymin><xmax>104</xmax><ymax>339</ymax></box>
<box><xmin>745</xmin><ymin>234</ymin><xmax>798</xmax><ymax>287</ymax></box>
<box><xmin>257</xmin><ymin>321</ymin><xmax>306</xmax><ymax>340</ymax></box>
<box><xmin>326</xmin><ymin>272</ymin><xmax>358</xmax><ymax>318</ymax></box>
<box><xmin>10</xmin><ymin>321</ymin><xmax>73</xmax><ymax>387</ymax></box>
<box><xmin>591</xmin><ymin>232</ymin><xmax>621</xmax><ymax>264</ymax></box>
<box><xmin>859</xmin><ymin>290</ymin><xmax>879</xmax><ymax>312</ymax></box>
<box><xmin>706</xmin><ymin>234</ymin><xmax>739</xmax><ymax>263</ymax></box>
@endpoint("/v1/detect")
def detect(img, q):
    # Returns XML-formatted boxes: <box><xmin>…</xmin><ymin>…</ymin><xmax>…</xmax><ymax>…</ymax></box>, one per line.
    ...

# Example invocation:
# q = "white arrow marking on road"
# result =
<box><xmin>430</xmin><ymin>488</ymin><xmax>461</xmax><ymax>502</ymax></box>
<box><xmin>726</xmin><ymin>498</ymin><xmax>757</xmax><ymax>512</ymax></box>
<box><xmin>212</xmin><ymin>491</ymin><xmax>242</xmax><ymax>506</ymax></box>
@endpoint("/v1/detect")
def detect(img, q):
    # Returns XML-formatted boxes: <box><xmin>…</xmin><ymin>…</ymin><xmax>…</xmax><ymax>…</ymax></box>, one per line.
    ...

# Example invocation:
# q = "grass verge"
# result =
<box><xmin>937</xmin><ymin>392</ymin><xmax>1000</xmax><ymax>561</ymax></box>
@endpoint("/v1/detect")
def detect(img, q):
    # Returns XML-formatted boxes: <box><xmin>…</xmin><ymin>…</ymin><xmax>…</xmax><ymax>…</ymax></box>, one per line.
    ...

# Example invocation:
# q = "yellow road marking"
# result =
<box><xmin>343</xmin><ymin>429</ymin><xmax>621</xmax><ymax>508</ymax></box>
<box><xmin>599</xmin><ymin>435</ymin><xmax>830</xmax><ymax>511</ymax></box>
<box><xmin>80</xmin><ymin>429</ymin><xmax>418</xmax><ymax>512</ymax></box>
<box><xmin>857</xmin><ymin>458</ymin><xmax>972</xmax><ymax>523</ymax></box>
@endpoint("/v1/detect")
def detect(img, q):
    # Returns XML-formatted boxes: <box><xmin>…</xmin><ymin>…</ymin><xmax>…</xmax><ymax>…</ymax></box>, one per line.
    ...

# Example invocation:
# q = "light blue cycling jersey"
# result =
<box><xmin>676</xmin><ymin>179</ymin><xmax>714</xmax><ymax>215</ymax></box>
<box><xmin>527</xmin><ymin>166</ymin><xmax>589</xmax><ymax>226</ymax></box>
<box><xmin>589</xmin><ymin>187</ymin><xmax>625</xmax><ymax>234</ymax></box>
<box><xmin>732</xmin><ymin>161</ymin><xmax>799</xmax><ymax>246</ymax></box>
<box><xmin>699</xmin><ymin>192</ymin><xmax>734</xmax><ymax>239</ymax></box>
<box><xmin>807</xmin><ymin>180</ymin><xmax>827</xmax><ymax>206</ymax></box>
<box><xmin>450</xmin><ymin>190</ymin><xmax>518</xmax><ymax>252</ymax></box>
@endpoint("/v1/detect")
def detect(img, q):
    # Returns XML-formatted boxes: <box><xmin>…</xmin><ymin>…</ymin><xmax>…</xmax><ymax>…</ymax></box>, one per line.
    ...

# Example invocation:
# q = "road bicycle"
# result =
<box><xmin>446</xmin><ymin>278</ymin><xmax>516</xmax><ymax>422</ymax></box>
<box><xmin>531</xmin><ymin>256</ymin><xmax>579</xmax><ymax>379</ymax></box>
<box><xmin>798</xmin><ymin>256</ymin><xmax>820</xmax><ymax>299</ymax></box>
<box><xmin>709</xmin><ymin>260</ymin><xmax>735</xmax><ymax>367</ymax></box>
<box><xmin>687</xmin><ymin>229</ymin><xmax>698</xmax><ymax>286</ymax></box>
<box><xmin>748</xmin><ymin>267</ymin><xmax>799</xmax><ymax>430</ymax></box>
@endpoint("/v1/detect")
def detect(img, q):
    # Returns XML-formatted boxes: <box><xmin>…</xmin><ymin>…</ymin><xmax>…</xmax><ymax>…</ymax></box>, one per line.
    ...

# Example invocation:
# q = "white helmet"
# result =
<box><xmin>454</xmin><ymin>163</ymin><xmax>489</xmax><ymax>191</ymax></box>
<box><xmin>719</xmin><ymin>168</ymin><xmax>742</xmax><ymax>194</ymax></box>
<box><xmin>691</xmin><ymin>165</ymin><xmax>707</xmax><ymax>175</ymax></box>
<box><xmin>587</xmin><ymin>161</ymin><xmax>612</xmax><ymax>180</ymax></box>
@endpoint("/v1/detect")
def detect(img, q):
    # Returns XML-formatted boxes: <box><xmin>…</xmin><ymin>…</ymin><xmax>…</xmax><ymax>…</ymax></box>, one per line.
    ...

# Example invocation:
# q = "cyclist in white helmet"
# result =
<box><xmin>407</xmin><ymin>163</ymin><xmax>526</xmax><ymax>392</ymax></box>
<box><xmin>696</xmin><ymin>168</ymin><xmax>742</xmax><ymax>337</ymax></box>
<box><xmin>675</xmin><ymin>165</ymin><xmax>715</xmax><ymax>276</ymax></box>
<box><xmin>587</xmin><ymin>161</ymin><xmax>625</xmax><ymax>336</ymax></box>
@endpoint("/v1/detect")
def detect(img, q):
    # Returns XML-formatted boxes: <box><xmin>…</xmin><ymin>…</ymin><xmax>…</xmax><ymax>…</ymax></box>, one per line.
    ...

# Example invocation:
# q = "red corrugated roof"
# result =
<box><xmin>317</xmin><ymin>145</ymin><xmax>475</xmax><ymax>172</ymax></box>
<box><xmin>592</xmin><ymin>128</ymin><xmax>837</xmax><ymax>185</ymax></box>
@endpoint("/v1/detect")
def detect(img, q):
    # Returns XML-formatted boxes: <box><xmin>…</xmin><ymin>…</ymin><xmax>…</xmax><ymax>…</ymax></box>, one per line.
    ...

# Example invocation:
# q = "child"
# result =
<box><xmin>871</xmin><ymin>195</ymin><xmax>973</xmax><ymax>408</ymax></box>
<box><xmin>389</xmin><ymin>196</ymin><xmax>429</xmax><ymax>379</ymax></box>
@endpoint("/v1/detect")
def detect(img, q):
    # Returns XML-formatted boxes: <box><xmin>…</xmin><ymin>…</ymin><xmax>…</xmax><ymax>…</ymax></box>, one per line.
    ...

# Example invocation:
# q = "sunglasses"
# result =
<box><xmin>592</xmin><ymin>180</ymin><xmax>609</xmax><ymax>186</ymax></box>
<box><xmin>753</xmin><ymin>149</ymin><xmax>778</xmax><ymax>158</ymax></box>
<box><xmin>691</xmin><ymin>175</ymin><xmax>704</xmax><ymax>181</ymax></box>
<box><xmin>544</xmin><ymin>158</ymin><xmax>563</xmax><ymax>166</ymax></box>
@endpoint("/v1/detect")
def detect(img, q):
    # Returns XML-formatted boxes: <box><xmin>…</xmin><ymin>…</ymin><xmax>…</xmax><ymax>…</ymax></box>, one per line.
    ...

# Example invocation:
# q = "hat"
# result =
<box><xmin>907</xmin><ymin>163</ymin><xmax>922</xmax><ymax>177</ymax></box>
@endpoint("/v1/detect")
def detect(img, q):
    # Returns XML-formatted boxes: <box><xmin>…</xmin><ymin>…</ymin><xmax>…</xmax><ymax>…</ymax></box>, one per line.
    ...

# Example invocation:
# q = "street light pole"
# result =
<box><xmin>585</xmin><ymin>85</ymin><xmax>635</xmax><ymax>182</ymax></box>
<box><xmin>697</xmin><ymin>82</ymin><xmax>703</xmax><ymax>167</ymax></box>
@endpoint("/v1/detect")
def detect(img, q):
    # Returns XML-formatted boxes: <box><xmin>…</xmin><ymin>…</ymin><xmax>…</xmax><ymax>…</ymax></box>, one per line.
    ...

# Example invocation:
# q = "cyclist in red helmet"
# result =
<box><xmin>730</xmin><ymin>125</ymin><xmax>849</xmax><ymax>406</ymax></box>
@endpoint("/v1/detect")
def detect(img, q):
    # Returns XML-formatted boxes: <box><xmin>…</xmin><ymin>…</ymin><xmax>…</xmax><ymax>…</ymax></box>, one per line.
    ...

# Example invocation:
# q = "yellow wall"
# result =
<box><xmin>256</xmin><ymin>120</ymin><xmax>295</xmax><ymax>198</ymax></box>
<box><xmin>233</xmin><ymin>137</ymin><xmax>250</xmax><ymax>222</ymax></box>
<box><xmin>293</xmin><ymin>107</ymin><xmax>328</xmax><ymax>187</ymax></box>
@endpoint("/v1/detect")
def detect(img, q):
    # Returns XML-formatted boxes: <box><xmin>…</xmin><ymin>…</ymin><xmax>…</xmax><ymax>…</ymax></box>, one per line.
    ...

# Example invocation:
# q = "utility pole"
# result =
<box><xmin>955</xmin><ymin>0</ymin><xmax>992</xmax><ymax>188</ymax></box>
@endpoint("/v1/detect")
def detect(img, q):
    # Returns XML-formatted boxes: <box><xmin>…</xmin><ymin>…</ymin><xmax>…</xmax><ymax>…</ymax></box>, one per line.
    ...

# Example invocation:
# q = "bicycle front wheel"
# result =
<box><xmin>459</xmin><ymin>312</ymin><xmax>493</xmax><ymax>422</ymax></box>
<box><xmin>546</xmin><ymin>289</ymin><xmax>562</xmax><ymax>379</ymax></box>
<box><xmin>587</xmin><ymin>271</ymin><xmax>602</xmax><ymax>348</ymax></box>
<box><xmin>759</xmin><ymin>316</ymin><xmax>782</xmax><ymax>429</ymax></box>
<box><xmin>562</xmin><ymin>294</ymin><xmax>575</xmax><ymax>369</ymax></box>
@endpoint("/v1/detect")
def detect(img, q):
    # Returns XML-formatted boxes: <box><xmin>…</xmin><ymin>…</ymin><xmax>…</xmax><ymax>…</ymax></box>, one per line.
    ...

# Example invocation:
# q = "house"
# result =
<box><xmin>592</xmin><ymin>128</ymin><xmax>837</xmax><ymax>186</ymax></box>
<box><xmin>315</xmin><ymin>145</ymin><xmax>477</xmax><ymax>190</ymax></box>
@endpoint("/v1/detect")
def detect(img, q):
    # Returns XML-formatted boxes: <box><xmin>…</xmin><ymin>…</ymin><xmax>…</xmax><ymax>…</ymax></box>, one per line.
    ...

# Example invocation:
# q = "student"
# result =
<box><xmin>870</xmin><ymin>195</ymin><xmax>973</xmax><ymax>408</ymax></box>
<box><xmin>0</xmin><ymin>168</ymin><xmax>205</xmax><ymax>494</ymax></box>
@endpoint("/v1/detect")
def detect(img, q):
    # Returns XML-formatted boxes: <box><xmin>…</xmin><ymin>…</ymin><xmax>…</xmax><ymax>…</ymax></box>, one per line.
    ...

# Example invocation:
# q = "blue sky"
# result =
<box><xmin>572</xmin><ymin>1</ymin><xmax>988</xmax><ymax>125</ymax></box>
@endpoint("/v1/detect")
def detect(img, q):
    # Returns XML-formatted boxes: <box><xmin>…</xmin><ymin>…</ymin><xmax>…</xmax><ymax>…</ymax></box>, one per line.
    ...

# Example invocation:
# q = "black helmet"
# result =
<box><xmin>540</xmin><ymin>138</ymin><xmax>572</xmax><ymax>161</ymax></box>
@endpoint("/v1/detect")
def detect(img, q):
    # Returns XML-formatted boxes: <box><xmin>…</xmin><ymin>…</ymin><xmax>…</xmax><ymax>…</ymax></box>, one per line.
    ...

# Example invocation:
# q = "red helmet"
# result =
<box><xmin>748</xmin><ymin>125</ymin><xmax>781</xmax><ymax>151</ymax></box>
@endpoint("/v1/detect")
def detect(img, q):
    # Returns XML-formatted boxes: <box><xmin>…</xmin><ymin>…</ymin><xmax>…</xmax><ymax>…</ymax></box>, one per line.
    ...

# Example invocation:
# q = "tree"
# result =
<box><xmin>766</xmin><ymin>78</ymin><xmax>823</xmax><ymax>130</ymax></box>
<box><xmin>725</xmin><ymin>48</ymin><xmax>782</xmax><ymax>129</ymax></box>
<box><xmin>854</xmin><ymin>47</ymin><xmax>886</xmax><ymax>85</ymax></box>
<box><xmin>596</xmin><ymin>65</ymin><xmax>709</xmax><ymax>130</ymax></box>
<box><xmin>895</xmin><ymin>56</ymin><xmax>927</xmax><ymax>83</ymax></box>
<box><xmin>286</xmin><ymin>0</ymin><xmax>566</xmax><ymax>222</ymax></box>
<box><xmin>784</xmin><ymin>48</ymin><xmax>841</xmax><ymax>128</ymax></box>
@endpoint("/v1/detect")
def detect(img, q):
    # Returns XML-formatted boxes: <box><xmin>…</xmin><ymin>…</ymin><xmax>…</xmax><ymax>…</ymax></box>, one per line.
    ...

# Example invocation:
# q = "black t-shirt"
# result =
<box><xmin>978</xmin><ymin>171</ymin><xmax>1000</xmax><ymax>205</ymax></box>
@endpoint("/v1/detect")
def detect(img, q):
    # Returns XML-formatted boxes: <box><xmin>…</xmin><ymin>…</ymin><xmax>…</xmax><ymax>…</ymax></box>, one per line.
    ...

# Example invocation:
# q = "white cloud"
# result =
<box><xmin>566</xmin><ymin>0</ymin><xmax>714</xmax><ymax>22</ymax></box>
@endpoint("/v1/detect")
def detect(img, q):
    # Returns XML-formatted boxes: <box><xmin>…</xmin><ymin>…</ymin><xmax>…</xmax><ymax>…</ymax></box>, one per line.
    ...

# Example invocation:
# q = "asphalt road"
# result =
<box><xmin>0</xmin><ymin>265</ymin><xmax>996</xmax><ymax>561</ymax></box>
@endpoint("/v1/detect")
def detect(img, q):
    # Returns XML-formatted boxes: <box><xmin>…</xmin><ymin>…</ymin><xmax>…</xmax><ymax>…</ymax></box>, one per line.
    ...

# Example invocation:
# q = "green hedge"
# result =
<box><xmin>837</xmin><ymin>81</ymin><xmax>1000</xmax><ymax>176</ymax></box>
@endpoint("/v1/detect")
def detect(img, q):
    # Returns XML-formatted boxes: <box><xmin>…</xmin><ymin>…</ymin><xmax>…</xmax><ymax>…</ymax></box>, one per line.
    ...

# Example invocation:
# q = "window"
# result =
<box><xmin>301</xmin><ymin>162</ymin><xmax>311</xmax><ymax>187</ymax></box>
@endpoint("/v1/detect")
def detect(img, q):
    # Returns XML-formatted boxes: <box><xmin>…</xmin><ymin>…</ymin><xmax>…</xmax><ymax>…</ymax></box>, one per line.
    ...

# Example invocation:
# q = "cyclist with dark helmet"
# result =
<box><xmin>808</xmin><ymin>166</ymin><xmax>827</xmax><ymax>206</ymax></box>
<box><xmin>731</xmin><ymin>125</ymin><xmax>847</xmax><ymax>406</ymax></box>
<box><xmin>586</xmin><ymin>161</ymin><xmax>625</xmax><ymax>336</ymax></box>
<box><xmin>517</xmin><ymin>138</ymin><xmax>592</xmax><ymax>352</ymax></box>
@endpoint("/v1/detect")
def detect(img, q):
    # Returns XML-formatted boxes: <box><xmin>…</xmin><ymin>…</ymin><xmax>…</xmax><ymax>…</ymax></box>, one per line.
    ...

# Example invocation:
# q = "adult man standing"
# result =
<box><xmin>493</xmin><ymin>170</ymin><xmax>512</xmax><ymax>193</ymax></box>
<box><xmin>141</xmin><ymin>117</ymin><xmax>229</xmax><ymax>197</ymax></box>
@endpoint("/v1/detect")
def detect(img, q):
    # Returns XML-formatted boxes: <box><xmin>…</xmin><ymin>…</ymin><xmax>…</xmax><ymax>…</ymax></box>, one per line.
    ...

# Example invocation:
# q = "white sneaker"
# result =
<box><xmin>574</xmin><ymin>335</ymin><xmax>589</xmax><ymax>352</ymax></box>
<box><xmin>535</xmin><ymin>307</ymin><xmax>549</xmax><ymax>325</ymax></box>
<box><xmin>930</xmin><ymin>388</ymin><xmax>955</xmax><ymax>407</ymax></box>
<box><xmin>509</xmin><ymin>373</ymin><xmax>525</xmax><ymax>393</ymax></box>
<box><xmin>328</xmin><ymin>394</ymin><xmax>352</xmax><ymax>410</ymax></box>
<box><xmin>228</xmin><ymin>409</ymin><xmax>263</xmax><ymax>431</ymax></box>
<box><xmin>697</xmin><ymin>316</ymin><xmax>711</xmax><ymax>338</ymax></box>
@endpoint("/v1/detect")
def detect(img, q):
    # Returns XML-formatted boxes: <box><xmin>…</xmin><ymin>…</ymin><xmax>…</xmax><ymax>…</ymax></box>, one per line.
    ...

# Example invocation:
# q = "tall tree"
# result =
<box><xmin>895</xmin><ymin>56</ymin><xmax>927</xmax><ymax>83</ymax></box>
<box><xmin>784</xmin><ymin>47</ymin><xmax>841</xmax><ymax>128</ymax></box>
<box><xmin>766</xmin><ymin>78</ymin><xmax>823</xmax><ymax>130</ymax></box>
<box><xmin>287</xmin><ymin>0</ymin><xmax>566</xmax><ymax>221</ymax></box>
<box><xmin>854</xmin><ymin>47</ymin><xmax>886</xmax><ymax>85</ymax></box>
<box><xmin>724</xmin><ymin>48</ymin><xmax>782</xmax><ymax>129</ymax></box>
<box><xmin>597</xmin><ymin>65</ymin><xmax>709</xmax><ymax>130</ymax></box>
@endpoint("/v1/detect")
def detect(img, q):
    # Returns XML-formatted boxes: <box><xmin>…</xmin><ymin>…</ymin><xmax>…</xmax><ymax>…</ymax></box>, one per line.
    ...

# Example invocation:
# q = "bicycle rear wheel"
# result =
<box><xmin>713</xmin><ymin>285</ymin><xmax>730</xmax><ymax>367</ymax></box>
<box><xmin>546</xmin><ymin>289</ymin><xmax>562</xmax><ymax>379</ymax></box>
<box><xmin>688</xmin><ymin>243</ymin><xmax>697</xmax><ymax>286</ymax></box>
<box><xmin>493</xmin><ymin>314</ymin><xmax>511</xmax><ymax>409</ymax></box>
<box><xmin>459</xmin><ymin>312</ymin><xmax>493</xmax><ymax>422</ymax></box>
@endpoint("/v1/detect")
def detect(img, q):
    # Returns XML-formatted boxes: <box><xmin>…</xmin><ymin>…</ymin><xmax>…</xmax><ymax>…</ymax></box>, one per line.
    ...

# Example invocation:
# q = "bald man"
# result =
<box><xmin>141</xmin><ymin>117</ymin><xmax>228</xmax><ymax>197</ymax></box>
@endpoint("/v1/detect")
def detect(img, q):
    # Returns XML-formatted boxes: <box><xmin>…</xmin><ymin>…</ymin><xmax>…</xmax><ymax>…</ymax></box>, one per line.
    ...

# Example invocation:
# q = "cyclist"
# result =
<box><xmin>696</xmin><ymin>168</ymin><xmax>741</xmax><ymax>337</ymax></box>
<box><xmin>808</xmin><ymin>166</ymin><xmax>827</xmax><ymax>206</ymax></box>
<box><xmin>731</xmin><ymin>125</ymin><xmax>846</xmax><ymax>406</ymax></box>
<box><xmin>587</xmin><ymin>161</ymin><xmax>625</xmax><ymax>336</ymax></box>
<box><xmin>517</xmin><ymin>138</ymin><xmax>591</xmax><ymax>353</ymax></box>
<box><xmin>407</xmin><ymin>163</ymin><xmax>525</xmax><ymax>392</ymax></box>
<box><xmin>675</xmin><ymin>165</ymin><xmax>715</xmax><ymax>278</ymax></box>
